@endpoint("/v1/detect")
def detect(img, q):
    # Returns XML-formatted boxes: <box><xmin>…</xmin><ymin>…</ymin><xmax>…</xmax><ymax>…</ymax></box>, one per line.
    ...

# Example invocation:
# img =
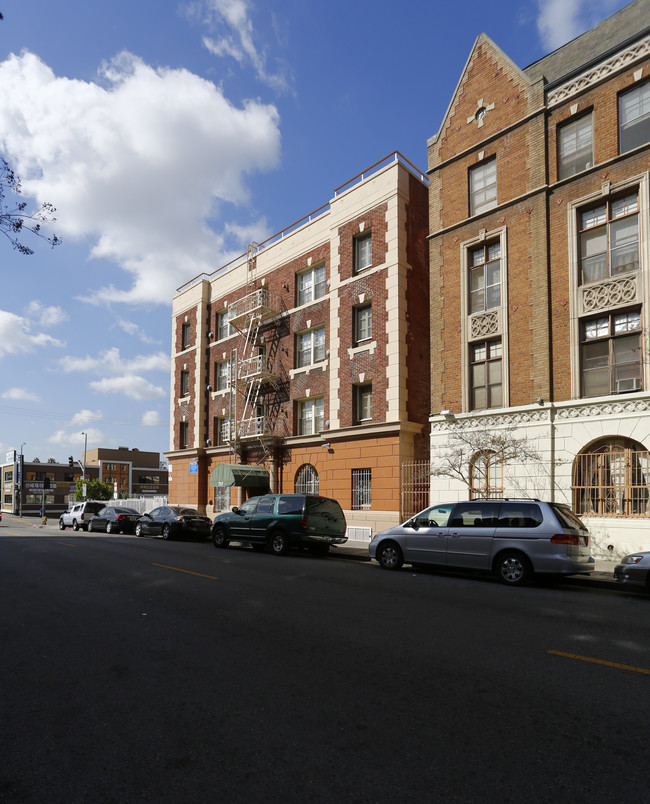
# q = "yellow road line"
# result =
<box><xmin>153</xmin><ymin>563</ymin><xmax>219</xmax><ymax>580</ymax></box>
<box><xmin>56</xmin><ymin>541</ymin><xmax>78</xmax><ymax>548</ymax></box>
<box><xmin>548</xmin><ymin>649</ymin><xmax>650</xmax><ymax>675</ymax></box>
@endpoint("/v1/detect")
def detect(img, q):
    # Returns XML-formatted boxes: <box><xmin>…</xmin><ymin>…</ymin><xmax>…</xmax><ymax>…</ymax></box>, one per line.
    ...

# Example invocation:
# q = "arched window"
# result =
<box><xmin>469</xmin><ymin>450</ymin><xmax>503</xmax><ymax>500</ymax></box>
<box><xmin>295</xmin><ymin>464</ymin><xmax>319</xmax><ymax>495</ymax></box>
<box><xmin>573</xmin><ymin>437</ymin><xmax>650</xmax><ymax>517</ymax></box>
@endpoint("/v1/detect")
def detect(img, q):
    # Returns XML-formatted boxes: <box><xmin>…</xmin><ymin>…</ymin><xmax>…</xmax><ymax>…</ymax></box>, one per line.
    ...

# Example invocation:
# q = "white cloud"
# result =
<box><xmin>189</xmin><ymin>0</ymin><xmax>290</xmax><ymax>92</ymax></box>
<box><xmin>0</xmin><ymin>50</ymin><xmax>281</xmax><ymax>305</ymax></box>
<box><xmin>70</xmin><ymin>409</ymin><xmax>104</xmax><ymax>427</ymax></box>
<box><xmin>59</xmin><ymin>347</ymin><xmax>169</xmax><ymax>375</ymax></box>
<box><xmin>0</xmin><ymin>308</ymin><xmax>65</xmax><ymax>359</ymax></box>
<box><xmin>141</xmin><ymin>409</ymin><xmax>164</xmax><ymax>426</ymax></box>
<box><xmin>89</xmin><ymin>376</ymin><xmax>166</xmax><ymax>400</ymax></box>
<box><xmin>25</xmin><ymin>300</ymin><xmax>68</xmax><ymax>327</ymax></box>
<box><xmin>1</xmin><ymin>387</ymin><xmax>40</xmax><ymax>402</ymax></box>
<box><xmin>49</xmin><ymin>426</ymin><xmax>104</xmax><ymax>447</ymax></box>
<box><xmin>536</xmin><ymin>0</ymin><xmax>623</xmax><ymax>51</ymax></box>
<box><xmin>115</xmin><ymin>317</ymin><xmax>161</xmax><ymax>345</ymax></box>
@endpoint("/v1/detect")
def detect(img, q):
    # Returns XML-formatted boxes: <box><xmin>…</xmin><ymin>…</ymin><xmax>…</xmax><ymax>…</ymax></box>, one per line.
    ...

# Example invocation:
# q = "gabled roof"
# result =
<box><xmin>428</xmin><ymin>33</ymin><xmax>531</xmax><ymax>147</ymax></box>
<box><xmin>524</xmin><ymin>0</ymin><xmax>650</xmax><ymax>87</ymax></box>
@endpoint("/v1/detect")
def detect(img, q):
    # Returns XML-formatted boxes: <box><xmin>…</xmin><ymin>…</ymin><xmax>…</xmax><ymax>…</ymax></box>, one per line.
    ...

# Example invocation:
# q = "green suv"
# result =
<box><xmin>211</xmin><ymin>494</ymin><xmax>347</xmax><ymax>556</ymax></box>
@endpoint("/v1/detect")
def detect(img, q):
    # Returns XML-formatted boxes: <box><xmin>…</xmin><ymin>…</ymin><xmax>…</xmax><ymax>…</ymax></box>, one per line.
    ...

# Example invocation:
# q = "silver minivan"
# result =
<box><xmin>368</xmin><ymin>499</ymin><xmax>593</xmax><ymax>585</ymax></box>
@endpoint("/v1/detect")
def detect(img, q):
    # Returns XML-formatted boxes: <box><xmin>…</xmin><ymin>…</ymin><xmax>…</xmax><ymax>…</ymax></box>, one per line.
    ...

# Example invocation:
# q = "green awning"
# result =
<box><xmin>209</xmin><ymin>463</ymin><xmax>270</xmax><ymax>489</ymax></box>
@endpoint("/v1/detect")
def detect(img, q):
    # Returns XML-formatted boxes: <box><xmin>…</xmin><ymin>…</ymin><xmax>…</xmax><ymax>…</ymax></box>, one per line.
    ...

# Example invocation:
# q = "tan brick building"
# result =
<box><xmin>428</xmin><ymin>0</ymin><xmax>650</xmax><ymax>556</ymax></box>
<box><xmin>167</xmin><ymin>153</ymin><xmax>430</xmax><ymax>539</ymax></box>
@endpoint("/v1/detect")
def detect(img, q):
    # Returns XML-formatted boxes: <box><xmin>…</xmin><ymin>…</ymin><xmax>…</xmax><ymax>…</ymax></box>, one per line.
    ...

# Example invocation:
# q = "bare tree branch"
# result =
<box><xmin>0</xmin><ymin>157</ymin><xmax>61</xmax><ymax>254</ymax></box>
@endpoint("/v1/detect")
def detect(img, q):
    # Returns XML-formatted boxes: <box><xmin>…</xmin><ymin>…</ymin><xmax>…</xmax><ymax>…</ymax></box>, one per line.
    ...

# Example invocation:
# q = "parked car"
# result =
<box><xmin>212</xmin><ymin>493</ymin><xmax>347</xmax><ymax>555</ymax></box>
<box><xmin>369</xmin><ymin>499</ymin><xmax>593</xmax><ymax>586</ymax></box>
<box><xmin>614</xmin><ymin>551</ymin><xmax>650</xmax><ymax>590</ymax></box>
<box><xmin>87</xmin><ymin>506</ymin><xmax>140</xmax><ymax>534</ymax></box>
<box><xmin>59</xmin><ymin>501</ymin><xmax>105</xmax><ymax>531</ymax></box>
<box><xmin>135</xmin><ymin>506</ymin><xmax>211</xmax><ymax>540</ymax></box>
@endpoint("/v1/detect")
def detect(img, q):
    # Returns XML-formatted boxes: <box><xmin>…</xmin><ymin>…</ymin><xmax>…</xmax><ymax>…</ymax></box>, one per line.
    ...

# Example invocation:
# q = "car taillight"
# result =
<box><xmin>300</xmin><ymin>516</ymin><xmax>308</xmax><ymax>531</ymax></box>
<box><xmin>117</xmin><ymin>514</ymin><xmax>126</xmax><ymax>520</ymax></box>
<box><xmin>551</xmin><ymin>533</ymin><xmax>580</xmax><ymax>545</ymax></box>
<box><xmin>81</xmin><ymin>513</ymin><xmax>85</xmax><ymax>520</ymax></box>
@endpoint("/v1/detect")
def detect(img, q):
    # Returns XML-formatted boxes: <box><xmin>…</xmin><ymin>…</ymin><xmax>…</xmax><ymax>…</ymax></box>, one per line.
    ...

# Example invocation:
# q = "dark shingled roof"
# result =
<box><xmin>524</xmin><ymin>0</ymin><xmax>650</xmax><ymax>87</ymax></box>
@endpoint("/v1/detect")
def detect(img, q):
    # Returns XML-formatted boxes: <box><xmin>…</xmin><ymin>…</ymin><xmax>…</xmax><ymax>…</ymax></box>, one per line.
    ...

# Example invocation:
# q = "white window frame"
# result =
<box><xmin>180</xmin><ymin>370</ymin><xmax>190</xmax><ymax>398</ymax></box>
<box><xmin>181</xmin><ymin>321</ymin><xmax>191</xmax><ymax>350</ymax></box>
<box><xmin>355</xmin><ymin>232</ymin><xmax>372</xmax><ymax>273</ymax></box>
<box><xmin>297</xmin><ymin>397</ymin><xmax>324</xmax><ymax>435</ymax></box>
<box><xmin>355</xmin><ymin>383</ymin><xmax>372</xmax><ymax>422</ymax></box>
<box><xmin>217</xmin><ymin>310</ymin><xmax>233</xmax><ymax>340</ymax></box>
<box><xmin>215</xmin><ymin>359</ymin><xmax>230</xmax><ymax>392</ymax></box>
<box><xmin>619</xmin><ymin>81</ymin><xmax>650</xmax><ymax>154</ymax></box>
<box><xmin>297</xmin><ymin>263</ymin><xmax>327</xmax><ymax>306</ymax></box>
<box><xmin>469</xmin><ymin>158</ymin><xmax>497</xmax><ymax>216</ymax></box>
<box><xmin>558</xmin><ymin>113</ymin><xmax>593</xmax><ymax>179</ymax></box>
<box><xmin>296</xmin><ymin>326</ymin><xmax>326</xmax><ymax>368</ymax></box>
<box><xmin>354</xmin><ymin>304</ymin><xmax>372</xmax><ymax>344</ymax></box>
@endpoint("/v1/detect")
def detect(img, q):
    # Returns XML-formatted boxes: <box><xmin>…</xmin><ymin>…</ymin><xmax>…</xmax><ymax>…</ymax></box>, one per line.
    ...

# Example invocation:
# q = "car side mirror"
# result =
<box><xmin>404</xmin><ymin>519</ymin><xmax>415</xmax><ymax>529</ymax></box>
<box><xmin>231</xmin><ymin>506</ymin><xmax>240</xmax><ymax>514</ymax></box>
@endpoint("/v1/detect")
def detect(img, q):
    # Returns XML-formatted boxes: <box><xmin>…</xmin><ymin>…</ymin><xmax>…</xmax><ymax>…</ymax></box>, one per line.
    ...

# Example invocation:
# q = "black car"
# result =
<box><xmin>88</xmin><ymin>506</ymin><xmax>140</xmax><ymax>534</ymax></box>
<box><xmin>135</xmin><ymin>506</ymin><xmax>212</xmax><ymax>540</ymax></box>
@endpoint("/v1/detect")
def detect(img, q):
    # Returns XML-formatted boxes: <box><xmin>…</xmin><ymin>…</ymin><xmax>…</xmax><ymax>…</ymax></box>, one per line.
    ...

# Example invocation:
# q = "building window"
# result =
<box><xmin>297</xmin><ymin>263</ymin><xmax>326</xmax><ymax>306</ymax></box>
<box><xmin>469</xmin><ymin>450</ymin><xmax>503</xmax><ymax>500</ymax></box>
<box><xmin>354</xmin><ymin>304</ymin><xmax>372</xmax><ymax>344</ymax></box>
<box><xmin>470</xmin><ymin>339</ymin><xmax>502</xmax><ymax>410</ymax></box>
<box><xmin>179</xmin><ymin>421</ymin><xmax>189</xmax><ymax>449</ymax></box>
<box><xmin>295</xmin><ymin>464</ymin><xmax>319</xmax><ymax>495</ymax></box>
<box><xmin>355</xmin><ymin>383</ymin><xmax>372</xmax><ymax>423</ymax></box>
<box><xmin>573</xmin><ymin>438</ymin><xmax>650</xmax><ymax>517</ymax></box>
<box><xmin>558</xmin><ymin>114</ymin><xmax>593</xmax><ymax>179</ymax></box>
<box><xmin>352</xmin><ymin>468</ymin><xmax>371</xmax><ymax>510</ymax></box>
<box><xmin>619</xmin><ymin>81</ymin><xmax>650</xmax><ymax>154</ymax></box>
<box><xmin>581</xmin><ymin>310</ymin><xmax>642</xmax><ymax>397</ymax></box>
<box><xmin>215</xmin><ymin>416</ymin><xmax>234</xmax><ymax>446</ymax></box>
<box><xmin>297</xmin><ymin>397</ymin><xmax>324</xmax><ymax>435</ymax></box>
<box><xmin>469</xmin><ymin>242</ymin><xmax>501</xmax><ymax>314</ymax></box>
<box><xmin>469</xmin><ymin>158</ymin><xmax>497</xmax><ymax>216</ymax></box>
<box><xmin>214</xmin><ymin>485</ymin><xmax>231</xmax><ymax>512</ymax></box>
<box><xmin>217</xmin><ymin>309</ymin><xmax>233</xmax><ymax>340</ymax></box>
<box><xmin>579</xmin><ymin>193</ymin><xmax>639</xmax><ymax>284</ymax></box>
<box><xmin>296</xmin><ymin>326</ymin><xmax>326</xmax><ymax>368</ymax></box>
<box><xmin>181</xmin><ymin>322</ymin><xmax>191</xmax><ymax>350</ymax></box>
<box><xmin>180</xmin><ymin>370</ymin><xmax>190</xmax><ymax>397</ymax></box>
<box><xmin>354</xmin><ymin>232</ymin><xmax>372</xmax><ymax>273</ymax></box>
<box><xmin>215</xmin><ymin>360</ymin><xmax>230</xmax><ymax>391</ymax></box>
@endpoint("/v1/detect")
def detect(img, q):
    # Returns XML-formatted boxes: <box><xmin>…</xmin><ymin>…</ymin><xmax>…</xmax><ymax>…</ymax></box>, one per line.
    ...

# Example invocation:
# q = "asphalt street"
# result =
<box><xmin>1</xmin><ymin>516</ymin><xmax>648</xmax><ymax>803</ymax></box>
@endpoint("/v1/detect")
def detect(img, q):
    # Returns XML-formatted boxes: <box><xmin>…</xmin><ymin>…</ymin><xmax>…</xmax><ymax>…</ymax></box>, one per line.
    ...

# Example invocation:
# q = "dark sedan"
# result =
<box><xmin>614</xmin><ymin>551</ymin><xmax>650</xmax><ymax>590</ymax></box>
<box><xmin>88</xmin><ymin>506</ymin><xmax>140</xmax><ymax>534</ymax></box>
<box><xmin>134</xmin><ymin>506</ymin><xmax>211</xmax><ymax>540</ymax></box>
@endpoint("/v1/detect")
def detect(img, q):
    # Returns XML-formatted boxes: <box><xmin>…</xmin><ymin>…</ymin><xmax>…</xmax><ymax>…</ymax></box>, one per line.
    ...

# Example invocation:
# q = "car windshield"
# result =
<box><xmin>113</xmin><ymin>507</ymin><xmax>140</xmax><ymax>515</ymax></box>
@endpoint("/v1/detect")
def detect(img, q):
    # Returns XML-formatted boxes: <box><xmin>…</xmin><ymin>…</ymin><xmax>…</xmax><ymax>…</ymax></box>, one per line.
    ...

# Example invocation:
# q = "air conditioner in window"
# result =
<box><xmin>616</xmin><ymin>377</ymin><xmax>641</xmax><ymax>393</ymax></box>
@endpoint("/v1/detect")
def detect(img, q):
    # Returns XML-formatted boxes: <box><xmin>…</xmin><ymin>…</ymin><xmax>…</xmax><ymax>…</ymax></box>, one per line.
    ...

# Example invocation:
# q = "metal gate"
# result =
<box><xmin>400</xmin><ymin>460</ymin><xmax>430</xmax><ymax>521</ymax></box>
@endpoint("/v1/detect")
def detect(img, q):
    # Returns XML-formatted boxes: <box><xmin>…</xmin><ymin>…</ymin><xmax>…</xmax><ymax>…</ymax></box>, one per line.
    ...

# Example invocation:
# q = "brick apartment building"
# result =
<box><xmin>167</xmin><ymin>153</ymin><xmax>430</xmax><ymax>538</ymax></box>
<box><xmin>427</xmin><ymin>0</ymin><xmax>650</xmax><ymax>555</ymax></box>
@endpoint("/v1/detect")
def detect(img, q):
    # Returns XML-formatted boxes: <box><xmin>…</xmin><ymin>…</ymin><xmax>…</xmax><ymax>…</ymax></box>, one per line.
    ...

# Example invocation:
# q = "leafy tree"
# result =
<box><xmin>32</xmin><ymin>457</ymin><xmax>41</xmax><ymax>463</ymax></box>
<box><xmin>74</xmin><ymin>478</ymin><xmax>113</xmax><ymax>502</ymax></box>
<box><xmin>47</xmin><ymin>457</ymin><xmax>56</xmax><ymax>463</ymax></box>
<box><xmin>1</xmin><ymin>157</ymin><xmax>61</xmax><ymax>254</ymax></box>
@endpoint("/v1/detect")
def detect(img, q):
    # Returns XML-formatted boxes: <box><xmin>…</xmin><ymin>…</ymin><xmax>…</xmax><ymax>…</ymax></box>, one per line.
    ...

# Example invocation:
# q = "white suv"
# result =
<box><xmin>59</xmin><ymin>501</ymin><xmax>105</xmax><ymax>531</ymax></box>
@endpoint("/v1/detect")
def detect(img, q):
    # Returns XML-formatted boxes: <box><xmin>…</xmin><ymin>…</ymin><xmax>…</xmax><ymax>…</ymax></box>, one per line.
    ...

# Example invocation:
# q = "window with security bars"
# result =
<box><xmin>469</xmin><ymin>158</ymin><xmax>497</xmax><ymax>216</ymax></box>
<box><xmin>469</xmin><ymin>450</ymin><xmax>503</xmax><ymax>500</ymax></box>
<box><xmin>214</xmin><ymin>485</ymin><xmax>231</xmax><ymax>512</ymax></box>
<box><xmin>297</xmin><ymin>264</ymin><xmax>326</xmax><ymax>306</ymax></box>
<box><xmin>469</xmin><ymin>242</ymin><xmax>501</xmax><ymax>314</ymax></box>
<box><xmin>573</xmin><ymin>439</ymin><xmax>650</xmax><ymax>517</ymax></box>
<box><xmin>581</xmin><ymin>310</ymin><xmax>642</xmax><ymax>397</ymax></box>
<box><xmin>352</xmin><ymin>468</ymin><xmax>371</xmax><ymax>510</ymax></box>
<box><xmin>619</xmin><ymin>81</ymin><xmax>650</xmax><ymax>154</ymax></box>
<box><xmin>558</xmin><ymin>114</ymin><xmax>593</xmax><ymax>178</ymax></box>
<box><xmin>579</xmin><ymin>193</ymin><xmax>639</xmax><ymax>284</ymax></box>
<box><xmin>295</xmin><ymin>464</ymin><xmax>319</xmax><ymax>495</ymax></box>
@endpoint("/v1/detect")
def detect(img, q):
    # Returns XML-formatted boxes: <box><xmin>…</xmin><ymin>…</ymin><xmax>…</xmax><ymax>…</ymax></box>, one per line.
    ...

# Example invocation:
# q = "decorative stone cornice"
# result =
<box><xmin>548</xmin><ymin>34</ymin><xmax>650</xmax><ymax>108</ymax></box>
<box><xmin>581</xmin><ymin>273</ymin><xmax>638</xmax><ymax>313</ymax></box>
<box><xmin>555</xmin><ymin>397</ymin><xmax>650</xmax><ymax>418</ymax></box>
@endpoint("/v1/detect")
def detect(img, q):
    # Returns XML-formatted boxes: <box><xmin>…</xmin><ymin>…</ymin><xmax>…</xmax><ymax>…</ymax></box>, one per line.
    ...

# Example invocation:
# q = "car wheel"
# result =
<box><xmin>58</xmin><ymin>519</ymin><xmax>66</xmax><ymax>530</ymax></box>
<box><xmin>377</xmin><ymin>541</ymin><xmax>404</xmax><ymax>570</ymax></box>
<box><xmin>106</xmin><ymin>521</ymin><xmax>114</xmax><ymax>534</ymax></box>
<box><xmin>212</xmin><ymin>526</ymin><xmax>229</xmax><ymax>549</ymax></box>
<box><xmin>162</xmin><ymin>524</ymin><xmax>172</xmax><ymax>540</ymax></box>
<box><xmin>270</xmin><ymin>530</ymin><xmax>290</xmax><ymax>556</ymax></box>
<box><xmin>88</xmin><ymin>519</ymin><xmax>94</xmax><ymax>533</ymax></box>
<box><xmin>135</xmin><ymin>523</ymin><xmax>143</xmax><ymax>537</ymax></box>
<box><xmin>72</xmin><ymin>519</ymin><xmax>79</xmax><ymax>532</ymax></box>
<box><xmin>495</xmin><ymin>551</ymin><xmax>532</xmax><ymax>586</ymax></box>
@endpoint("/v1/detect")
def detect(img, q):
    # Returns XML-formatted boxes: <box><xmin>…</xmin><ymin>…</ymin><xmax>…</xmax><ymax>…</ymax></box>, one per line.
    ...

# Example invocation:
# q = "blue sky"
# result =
<box><xmin>0</xmin><ymin>0</ymin><xmax>628</xmax><ymax>465</ymax></box>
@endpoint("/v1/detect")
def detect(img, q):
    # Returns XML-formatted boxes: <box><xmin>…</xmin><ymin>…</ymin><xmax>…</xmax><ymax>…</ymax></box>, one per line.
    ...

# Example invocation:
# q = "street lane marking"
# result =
<box><xmin>548</xmin><ymin>649</ymin><xmax>650</xmax><ymax>676</ymax></box>
<box><xmin>153</xmin><ymin>563</ymin><xmax>219</xmax><ymax>580</ymax></box>
<box><xmin>56</xmin><ymin>541</ymin><xmax>78</xmax><ymax>548</ymax></box>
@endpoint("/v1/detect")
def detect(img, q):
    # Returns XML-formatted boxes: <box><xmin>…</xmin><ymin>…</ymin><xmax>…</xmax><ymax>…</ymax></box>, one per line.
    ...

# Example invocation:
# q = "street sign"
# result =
<box><xmin>189</xmin><ymin>461</ymin><xmax>198</xmax><ymax>474</ymax></box>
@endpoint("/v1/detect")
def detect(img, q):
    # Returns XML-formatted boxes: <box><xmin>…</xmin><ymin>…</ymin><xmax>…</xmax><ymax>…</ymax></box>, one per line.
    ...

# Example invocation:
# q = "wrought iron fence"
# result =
<box><xmin>400</xmin><ymin>460</ymin><xmax>430</xmax><ymax>521</ymax></box>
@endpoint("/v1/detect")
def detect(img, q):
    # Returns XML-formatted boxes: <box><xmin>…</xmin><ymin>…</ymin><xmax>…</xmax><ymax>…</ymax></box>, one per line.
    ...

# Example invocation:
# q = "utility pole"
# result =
<box><xmin>18</xmin><ymin>442</ymin><xmax>25</xmax><ymax>517</ymax></box>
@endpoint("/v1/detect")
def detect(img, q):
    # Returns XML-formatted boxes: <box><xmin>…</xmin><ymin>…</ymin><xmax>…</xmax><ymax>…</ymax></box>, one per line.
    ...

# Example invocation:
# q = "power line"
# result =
<box><xmin>0</xmin><ymin>403</ymin><xmax>169</xmax><ymax>427</ymax></box>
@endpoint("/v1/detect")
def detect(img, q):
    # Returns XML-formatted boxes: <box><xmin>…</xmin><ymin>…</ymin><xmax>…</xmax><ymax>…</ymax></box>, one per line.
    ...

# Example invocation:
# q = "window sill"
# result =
<box><xmin>348</xmin><ymin>340</ymin><xmax>377</xmax><ymax>359</ymax></box>
<box><xmin>177</xmin><ymin>395</ymin><xmax>191</xmax><ymax>405</ymax></box>
<box><xmin>289</xmin><ymin>359</ymin><xmax>328</xmax><ymax>379</ymax></box>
